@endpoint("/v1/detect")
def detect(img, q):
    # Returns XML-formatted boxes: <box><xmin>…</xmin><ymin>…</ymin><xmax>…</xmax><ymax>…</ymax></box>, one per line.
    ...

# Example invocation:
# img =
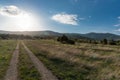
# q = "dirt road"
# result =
<box><xmin>4</xmin><ymin>42</ymin><xmax>19</xmax><ymax>80</ymax></box>
<box><xmin>22</xmin><ymin>42</ymin><xmax>58</xmax><ymax>80</ymax></box>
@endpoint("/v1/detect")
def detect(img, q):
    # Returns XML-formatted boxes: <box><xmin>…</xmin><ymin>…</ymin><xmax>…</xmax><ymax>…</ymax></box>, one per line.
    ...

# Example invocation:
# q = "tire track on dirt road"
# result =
<box><xmin>22</xmin><ymin>41</ymin><xmax>58</xmax><ymax>80</ymax></box>
<box><xmin>4</xmin><ymin>42</ymin><xmax>19</xmax><ymax>80</ymax></box>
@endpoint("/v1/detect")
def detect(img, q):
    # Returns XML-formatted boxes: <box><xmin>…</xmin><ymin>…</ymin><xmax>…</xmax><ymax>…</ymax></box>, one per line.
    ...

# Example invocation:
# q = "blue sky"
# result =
<box><xmin>0</xmin><ymin>0</ymin><xmax>120</xmax><ymax>34</ymax></box>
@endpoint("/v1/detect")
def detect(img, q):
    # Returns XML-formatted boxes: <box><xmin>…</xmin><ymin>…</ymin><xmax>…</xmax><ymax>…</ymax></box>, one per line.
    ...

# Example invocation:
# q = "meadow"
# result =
<box><xmin>0</xmin><ymin>39</ymin><xmax>120</xmax><ymax>80</ymax></box>
<box><xmin>24</xmin><ymin>39</ymin><xmax>120</xmax><ymax>80</ymax></box>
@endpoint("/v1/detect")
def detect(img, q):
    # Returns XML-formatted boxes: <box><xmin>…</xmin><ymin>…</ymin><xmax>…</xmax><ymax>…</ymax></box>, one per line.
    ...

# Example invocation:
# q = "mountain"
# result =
<box><xmin>0</xmin><ymin>30</ymin><xmax>120</xmax><ymax>40</ymax></box>
<box><xmin>0</xmin><ymin>30</ymin><xmax>61</xmax><ymax>36</ymax></box>
<box><xmin>82</xmin><ymin>32</ymin><xmax>120</xmax><ymax>40</ymax></box>
<box><xmin>0</xmin><ymin>30</ymin><xmax>90</xmax><ymax>40</ymax></box>
<box><xmin>0</xmin><ymin>30</ymin><xmax>10</xmax><ymax>34</ymax></box>
<box><xmin>15</xmin><ymin>31</ymin><xmax>61</xmax><ymax>37</ymax></box>
<box><xmin>64</xmin><ymin>33</ymin><xmax>91</xmax><ymax>40</ymax></box>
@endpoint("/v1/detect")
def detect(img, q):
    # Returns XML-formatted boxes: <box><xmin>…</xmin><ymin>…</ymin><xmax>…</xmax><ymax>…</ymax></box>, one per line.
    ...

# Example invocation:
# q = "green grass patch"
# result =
<box><xmin>38</xmin><ymin>54</ymin><xmax>95</xmax><ymax>80</ymax></box>
<box><xmin>0</xmin><ymin>40</ymin><xmax>17</xmax><ymax>80</ymax></box>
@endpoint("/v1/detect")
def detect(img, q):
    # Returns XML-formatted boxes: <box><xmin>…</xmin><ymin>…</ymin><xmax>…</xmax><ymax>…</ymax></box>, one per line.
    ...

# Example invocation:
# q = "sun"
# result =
<box><xmin>15</xmin><ymin>12</ymin><xmax>40</xmax><ymax>31</ymax></box>
<box><xmin>11</xmin><ymin>12</ymin><xmax>42</xmax><ymax>31</ymax></box>
<box><xmin>0</xmin><ymin>5</ymin><xmax>43</xmax><ymax>31</ymax></box>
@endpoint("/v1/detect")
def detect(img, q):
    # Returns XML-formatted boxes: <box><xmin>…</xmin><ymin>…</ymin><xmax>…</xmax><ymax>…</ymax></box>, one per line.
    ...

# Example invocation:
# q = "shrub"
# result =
<box><xmin>109</xmin><ymin>40</ymin><xmax>116</xmax><ymax>45</ymax></box>
<box><xmin>57</xmin><ymin>35</ymin><xmax>75</xmax><ymax>45</ymax></box>
<box><xmin>67</xmin><ymin>39</ymin><xmax>75</xmax><ymax>44</ymax></box>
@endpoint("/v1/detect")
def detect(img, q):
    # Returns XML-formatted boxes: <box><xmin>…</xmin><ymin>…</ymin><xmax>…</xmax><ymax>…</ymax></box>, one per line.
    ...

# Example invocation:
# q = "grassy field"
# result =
<box><xmin>24</xmin><ymin>40</ymin><xmax>120</xmax><ymax>80</ymax></box>
<box><xmin>18</xmin><ymin>42</ymin><xmax>41</xmax><ymax>80</ymax></box>
<box><xmin>0</xmin><ymin>40</ymin><xmax>17</xmax><ymax>80</ymax></box>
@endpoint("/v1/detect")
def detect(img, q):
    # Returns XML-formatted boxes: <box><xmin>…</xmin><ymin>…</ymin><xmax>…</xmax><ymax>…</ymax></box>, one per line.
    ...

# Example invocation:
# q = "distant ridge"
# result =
<box><xmin>82</xmin><ymin>32</ymin><xmax>120</xmax><ymax>40</ymax></box>
<box><xmin>0</xmin><ymin>30</ymin><xmax>120</xmax><ymax>40</ymax></box>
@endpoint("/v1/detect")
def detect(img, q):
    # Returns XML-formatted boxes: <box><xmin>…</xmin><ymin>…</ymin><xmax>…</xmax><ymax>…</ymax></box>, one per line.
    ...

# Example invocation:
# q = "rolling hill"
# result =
<box><xmin>0</xmin><ymin>30</ymin><xmax>120</xmax><ymax>40</ymax></box>
<box><xmin>82</xmin><ymin>32</ymin><xmax>120</xmax><ymax>40</ymax></box>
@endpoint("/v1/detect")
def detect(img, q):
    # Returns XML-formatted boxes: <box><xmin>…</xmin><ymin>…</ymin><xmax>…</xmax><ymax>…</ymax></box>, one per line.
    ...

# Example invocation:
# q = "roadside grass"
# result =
<box><xmin>18</xmin><ymin>43</ymin><xmax>41</xmax><ymax>80</ymax></box>
<box><xmin>25</xmin><ymin>41</ymin><xmax>97</xmax><ymax>80</ymax></box>
<box><xmin>26</xmin><ymin>48</ymin><xmax>95</xmax><ymax>80</ymax></box>
<box><xmin>0</xmin><ymin>40</ymin><xmax>17</xmax><ymax>80</ymax></box>
<box><xmin>25</xmin><ymin>40</ymin><xmax>120</xmax><ymax>80</ymax></box>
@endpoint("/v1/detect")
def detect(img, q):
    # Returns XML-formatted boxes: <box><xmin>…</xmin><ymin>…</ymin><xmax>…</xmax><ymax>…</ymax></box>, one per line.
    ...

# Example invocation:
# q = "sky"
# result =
<box><xmin>0</xmin><ymin>0</ymin><xmax>120</xmax><ymax>34</ymax></box>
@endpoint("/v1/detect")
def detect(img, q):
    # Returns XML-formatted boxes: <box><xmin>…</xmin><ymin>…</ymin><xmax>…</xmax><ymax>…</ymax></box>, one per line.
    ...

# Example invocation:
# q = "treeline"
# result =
<box><xmin>0</xmin><ymin>34</ymin><xmax>58</xmax><ymax>40</ymax></box>
<box><xmin>77</xmin><ymin>38</ymin><xmax>119</xmax><ymax>45</ymax></box>
<box><xmin>57</xmin><ymin>34</ymin><xmax>120</xmax><ymax>45</ymax></box>
<box><xmin>79</xmin><ymin>39</ymin><xmax>120</xmax><ymax>45</ymax></box>
<box><xmin>0</xmin><ymin>34</ymin><xmax>33</xmax><ymax>39</ymax></box>
<box><xmin>1</xmin><ymin>34</ymin><xmax>120</xmax><ymax>45</ymax></box>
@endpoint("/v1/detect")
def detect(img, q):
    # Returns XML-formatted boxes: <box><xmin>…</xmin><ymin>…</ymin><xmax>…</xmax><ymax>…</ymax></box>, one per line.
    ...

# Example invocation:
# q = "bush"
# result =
<box><xmin>67</xmin><ymin>39</ymin><xmax>75</xmax><ymax>44</ymax></box>
<box><xmin>109</xmin><ymin>40</ymin><xmax>116</xmax><ymax>45</ymax></box>
<box><xmin>57</xmin><ymin>35</ymin><xmax>75</xmax><ymax>45</ymax></box>
<box><xmin>101</xmin><ymin>39</ymin><xmax>108</xmax><ymax>44</ymax></box>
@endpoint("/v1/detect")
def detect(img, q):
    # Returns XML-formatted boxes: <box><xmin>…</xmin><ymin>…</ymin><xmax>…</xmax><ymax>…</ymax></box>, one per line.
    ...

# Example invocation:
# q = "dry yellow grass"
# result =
<box><xmin>24</xmin><ymin>40</ymin><xmax>120</xmax><ymax>80</ymax></box>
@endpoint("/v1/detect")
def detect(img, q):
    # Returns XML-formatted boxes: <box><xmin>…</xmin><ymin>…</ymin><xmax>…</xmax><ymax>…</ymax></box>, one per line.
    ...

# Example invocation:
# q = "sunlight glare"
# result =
<box><xmin>14</xmin><ymin>12</ymin><xmax>41</xmax><ymax>31</ymax></box>
<box><xmin>0</xmin><ymin>5</ymin><xmax>44</xmax><ymax>31</ymax></box>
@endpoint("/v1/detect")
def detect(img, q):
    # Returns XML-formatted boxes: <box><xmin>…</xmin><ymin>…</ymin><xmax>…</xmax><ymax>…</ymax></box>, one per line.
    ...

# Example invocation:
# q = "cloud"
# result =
<box><xmin>89</xmin><ymin>16</ymin><xmax>92</xmax><ymax>18</ymax></box>
<box><xmin>0</xmin><ymin>5</ymin><xmax>22</xmax><ymax>17</ymax></box>
<box><xmin>114</xmin><ymin>16</ymin><xmax>120</xmax><ymax>27</ymax></box>
<box><xmin>79</xmin><ymin>18</ymin><xmax>85</xmax><ymax>20</ymax></box>
<box><xmin>114</xmin><ymin>16</ymin><xmax>120</xmax><ymax>32</ymax></box>
<box><xmin>115</xmin><ymin>29</ymin><xmax>120</xmax><ymax>32</ymax></box>
<box><xmin>114</xmin><ymin>24</ymin><xmax>120</xmax><ymax>27</ymax></box>
<box><xmin>118</xmin><ymin>16</ymin><xmax>120</xmax><ymax>19</ymax></box>
<box><xmin>51</xmin><ymin>13</ymin><xmax>78</xmax><ymax>25</ymax></box>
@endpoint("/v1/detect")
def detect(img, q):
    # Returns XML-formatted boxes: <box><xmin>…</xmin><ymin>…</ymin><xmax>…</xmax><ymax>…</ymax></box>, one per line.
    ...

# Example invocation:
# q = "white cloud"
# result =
<box><xmin>114</xmin><ymin>16</ymin><xmax>120</xmax><ymax>32</ymax></box>
<box><xmin>52</xmin><ymin>13</ymin><xmax>78</xmax><ymax>25</ymax></box>
<box><xmin>114</xmin><ymin>24</ymin><xmax>120</xmax><ymax>27</ymax></box>
<box><xmin>114</xmin><ymin>16</ymin><xmax>120</xmax><ymax>27</ymax></box>
<box><xmin>118</xmin><ymin>16</ymin><xmax>120</xmax><ymax>19</ymax></box>
<box><xmin>0</xmin><ymin>5</ymin><xmax>22</xmax><ymax>17</ymax></box>
<box><xmin>79</xmin><ymin>18</ymin><xmax>85</xmax><ymax>20</ymax></box>
<box><xmin>115</xmin><ymin>29</ymin><xmax>120</xmax><ymax>32</ymax></box>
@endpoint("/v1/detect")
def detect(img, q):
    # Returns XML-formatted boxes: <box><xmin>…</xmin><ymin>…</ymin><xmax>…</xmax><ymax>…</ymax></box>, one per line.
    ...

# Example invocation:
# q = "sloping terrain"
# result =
<box><xmin>0</xmin><ymin>30</ymin><xmax>120</xmax><ymax>40</ymax></box>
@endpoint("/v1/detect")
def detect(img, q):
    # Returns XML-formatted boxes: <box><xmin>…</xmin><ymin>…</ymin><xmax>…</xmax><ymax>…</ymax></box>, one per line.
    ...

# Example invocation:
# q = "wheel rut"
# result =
<box><xmin>4</xmin><ymin>42</ymin><xmax>19</xmax><ymax>80</ymax></box>
<box><xmin>22</xmin><ymin>42</ymin><xmax>58</xmax><ymax>80</ymax></box>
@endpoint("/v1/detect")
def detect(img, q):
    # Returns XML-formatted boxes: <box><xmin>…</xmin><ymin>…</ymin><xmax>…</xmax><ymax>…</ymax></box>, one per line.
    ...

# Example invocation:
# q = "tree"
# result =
<box><xmin>103</xmin><ymin>39</ymin><xmax>108</xmax><ymax>44</ymax></box>
<box><xmin>61</xmin><ymin>34</ymin><xmax>68</xmax><ymax>42</ymax></box>
<box><xmin>57</xmin><ymin>35</ymin><xmax>75</xmax><ymax>44</ymax></box>
<box><xmin>67</xmin><ymin>39</ymin><xmax>75</xmax><ymax>44</ymax></box>
<box><xmin>109</xmin><ymin>39</ymin><xmax>116</xmax><ymax>45</ymax></box>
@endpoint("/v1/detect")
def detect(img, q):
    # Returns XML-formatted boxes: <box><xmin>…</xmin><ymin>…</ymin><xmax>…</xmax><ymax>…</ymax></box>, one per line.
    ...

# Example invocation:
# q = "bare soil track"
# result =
<box><xmin>4</xmin><ymin>41</ymin><xmax>58</xmax><ymax>80</ymax></box>
<box><xmin>22</xmin><ymin>41</ymin><xmax>58</xmax><ymax>80</ymax></box>
<box><xmin>4</xmin><ymin>42</ymin><xmax>19</xmax><ymax>80</ymax></box>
